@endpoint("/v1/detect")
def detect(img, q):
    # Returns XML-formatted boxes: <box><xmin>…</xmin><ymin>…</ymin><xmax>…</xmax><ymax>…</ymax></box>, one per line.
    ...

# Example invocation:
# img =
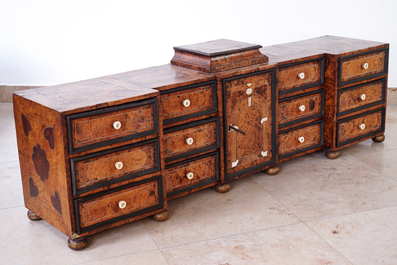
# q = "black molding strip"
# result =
<box><xmin>278</xmin><ymin>120</ymin><xmax>324</xmax><ymax>160</ymax></box>
<box><xmin>160</xmin><ymin>81</ymin><xmax>217</xmax><ymax>125</ymax></box>
<box><xmin>222</xmin><ymin>69</ymin><xmax>278</xmax><ymax>181</ymax></box>
<box><xmin>279</xmin><ymin>89</ymin><xmax>325</xmax><ymax>129</ymax></box>
<box><xmin>74</xmin><ymin>175</ymin><xmax>164</xmax><ymax>235</ymax></box>
<box><xmin>66</xmin><ymin>98</ymin><xmax>159</xmax><ymax>155</ymax></box>
<box><xmin>70</xmin><ymin>138</ymin><xmax>161</xmax><ymax>196</ymax></box>
<box><xmin>278</xmin><ymin>57</ymin><xmax>325</xmax><ymax>95</ymax></box>
<box><xmin>166</xmin><ymin>151</ymin><xmax>219</xmax><ymax>198</ymax></box>
<box><xmin>338</xmin><ymin>47</ymin><xmax>389</xmax><ymax>87</ymax></box>
<box><xmin>163</xmin><ymin>117</ymin><xmax>221</xmax><ymax>163</ymax></box>
<box><xmin>336</xmin><ymin>108</ymin><xmax>385</xmax><ymax>148</ymax></box>
<box><xmin>337</xmin><ymin>78</ymin><xmax>387</xmax><ymax>117</ymax></box>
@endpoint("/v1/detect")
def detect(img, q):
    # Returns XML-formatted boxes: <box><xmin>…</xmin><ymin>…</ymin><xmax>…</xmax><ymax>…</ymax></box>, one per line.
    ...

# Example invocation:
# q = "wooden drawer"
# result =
<box><xmin>74</xmin><ymin>175</ymin><xmax>163</xmax><ymax>234</ymax></box>
<box><xmin>278</xmin><ymin>58</ymin><xmax>324</xmax><ymax>95</ymax></box>
<box><xmin>163</xmin><ymin>117</ymin><xmax>220</xmax><ymax>163</ymax></box>
<box><xmin>70</xmin><ymin>139</ymin><xmax>160</xmax><ymax>195</ymax></box>
<box><xmin>279</xmin><ymin>90</ymin><xmax>324</xmax><ymax>127</ymax></box>
<box><xmin>279</xmin><ymin>121</ymin><xmax>324</xmax><ymax>159</ymax></box>
<box><xmin>160</xmin><ymin>81</ymin><xmax>217</xmax><ymax>124</ymax></box>
<box><xmin>165</xmin><ymin>152</ymin><xmax>219</xmax><ymax>197</ymax></box>
<box><xmin>337</xmin><ymin>78</ymin><xmax>386</xmax><ymax>116</ymax></box>
<box><xmin>339</xmin><ymin>48</ymin><xmax>388</xmax><ymax>86</ymax></box>
<box><xmin>66</xmin><ymin>98</ymin><xmax>159</xmax><ymax>154</ymax></box>
<box><xmin>337</xmin><ymin>109</ymin><xmax>385</xmax><ymax>147</ymax></box>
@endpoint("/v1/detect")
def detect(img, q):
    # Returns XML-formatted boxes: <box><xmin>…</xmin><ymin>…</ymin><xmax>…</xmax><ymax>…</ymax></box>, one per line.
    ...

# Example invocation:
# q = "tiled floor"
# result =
<box><xmin>1</xmin><ymin>102</ymin><xmax>397</xmax><ymax>265</ymax></box>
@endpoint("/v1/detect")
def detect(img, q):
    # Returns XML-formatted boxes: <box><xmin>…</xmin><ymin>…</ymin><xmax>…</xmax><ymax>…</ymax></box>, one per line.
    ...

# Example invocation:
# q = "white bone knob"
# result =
<box><xmin>298</xmin><ymin>72</ymin><xmax>305</xmax><ymax>79</ymax></box>
<box><xmin>113</xmin><ymin>121</ymin><xmax>121</xmax><ymax>130</ymax></box>
<box><xmin>118</xmin><ymin>200</ymin><xmax>127</xmax><ymax>209</ymax></box>
<box><xmin>362</xmin><ymin>63</ymin><xmax>369</xmax><ymax>69</ymax></box>
<box><xmin>115</xmin><ymin>161</ymin><xmax>123</xmax><ymax>170</ymax></box>
<box><xmin>186</xmin><ymin>172</ymin><xmax>194</xmax><ymax>180</ymax></box>
<box><xmin>359</xmin><ymin>124</ymin><xmax>366</xmax><ymax>130</ymax></box>
<box><xmin>360</xmin><ymin>94</ymin><xmax>366</xmax><ymax>100</ymax></box>
<box><xmin>298</xmin><ymin>137</ymin><xmax>305</xmax><ymax>143</ymax></box>
<box><xmin>186</xmin><ymin>137</ymin><xmax>194</xmax><ymax>145</ymax></box>
<box><xmin>183</xmin><ymin>99</ymin><xmax>190</xmax><ymax>107</ymax></box>
<box><xmin>299</xmin><ymin>105</ymin><xmax>305</xmax><ymax>112</ymax></box>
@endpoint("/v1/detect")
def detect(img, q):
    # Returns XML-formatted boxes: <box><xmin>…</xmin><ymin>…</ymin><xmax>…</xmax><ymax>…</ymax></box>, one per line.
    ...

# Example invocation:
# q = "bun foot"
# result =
<box><xmin>372</xmin><ymin>134</ymin><xmax>385</xmax><ymax>143</ymax></box>
<box><xmin>265</xmin><ymin>166</ymin><xmax>280</xmax><ymax>175</ymax></box>
<box><xmin>67</xmin><ymin>236</ymin><xmax>87</xmax><ymax>250</ymax></box>
<box><xmin>214</xmin><ymin>183</ymin><xmax>230</xmax><ymax>193</ymax></box>
<box><xmin>152</xmin><ymin>211</ymin><xmax>169</xmax><ymax>222</ymax></box>
<box><xmin>325</xmin><ymin>150</ymin><xmax>340</xmax><ymax>159</ymax></box>
<box><xmin>27</xmin><ymin>210</ymin><xmax>42</xmax><ymax>221</ymax></box>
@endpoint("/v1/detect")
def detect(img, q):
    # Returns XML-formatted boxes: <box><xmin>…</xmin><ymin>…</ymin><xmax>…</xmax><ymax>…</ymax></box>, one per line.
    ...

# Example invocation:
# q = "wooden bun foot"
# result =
<box><xmin>27</xmin><ymin>210</ymin><xmax>42</xmax><ymax>221</ymax></box>
<box><xmin>325</xmin><ymin>150</ymin><xmax>340</xmax><ymax>159</ymax></box>
<box><xmin>67</xmin><ymin>236</ymin><xmax>87</xmax><ymax>250</ymax></box>
<box><xmin>372</xmin><ymin>134</ymin><xmax>385</xmax><ymax>143</ymax></box>
<box><xmin>214</xmin><ymin>183</ymin><xmax>231</xmax><ymax>193</ymax></box>
<box><xmin>265</xmin><ymin>166</ymin><xmax>280</xmax><ymax>175</ymax></box>
<box><xmin>152</xmin><ymin>211</ymin><xmax>169</xmax><ymax>222</ymax></box>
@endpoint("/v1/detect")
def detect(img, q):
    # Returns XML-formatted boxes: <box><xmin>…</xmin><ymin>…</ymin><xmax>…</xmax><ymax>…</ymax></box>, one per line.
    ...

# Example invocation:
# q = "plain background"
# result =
<box><xmin>0</xmin><ymin>0</ymin><xmax>396</xmax><ymax>86</ymax></box>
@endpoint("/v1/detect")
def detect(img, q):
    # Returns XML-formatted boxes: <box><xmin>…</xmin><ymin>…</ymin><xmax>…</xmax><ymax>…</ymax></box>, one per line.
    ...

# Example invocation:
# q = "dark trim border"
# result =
<box><xmin>338</xmin><ymin>48</ymin><xmax>389</xmax><ymax>87</ymax></box>
<box><xmin>278</xmin><ymin>120</ymin><xmax>324</xmax><ymax>160</ymax></box>
<box><xmin>70</xmin><ymin>139</ymin><xmax>161</xmax><ymax>196</ymax></box>
<box><xmin>160</xmin><ymin>81</ymin><xmax>217</xmax><ymax>125</ymax></box>
<box><xmin>278</xmin><ymin>57</ymin><xmax>325</xmax><ymax>96</ymax></box>
<box><xmin>279</xmin><ymin>89</ymin><xmax>325</xmax><ymax>129</ymax></box>
<box><xmin>74</xmin><ymin>175</ymin><xmax>164</xmax><ymax>235</ymax></box>
<box><xmin>163</xmin><ymin>117</ymin><xmax>221</xmax><ymax>163</ymax></box>
<box><xmin>336</xmin><ymin>108</ymin><xmax>385</xmax><ymax>148</ymax></box>
<box><xmin>337</xmin><ymin>78</ymin><xmax>387</xmax><ymax>117</ymax></box>
<box><xmin>66</xmin><ymin>98</ymin><xmax>159</xmax><ymax>155</ymax></box>
<box><xmin>166</xmin><ymin>151</ymin><xmax>219</xmax><ymax>198</ymax></box>
<box><xmin>222</xmin><ymin>69</ymin><xmax>278</xmax><ymax>181</ymax></box>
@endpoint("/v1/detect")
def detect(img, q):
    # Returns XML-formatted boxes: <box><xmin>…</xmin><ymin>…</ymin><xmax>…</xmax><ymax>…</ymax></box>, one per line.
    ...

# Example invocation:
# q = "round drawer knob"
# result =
<box><xmin>359</xmin><ymin>124</ymin><xmax>366</xmax><ymax>130</ymax></box>
<box><xmin>362</xmin><ymin>62</ymin><xmax>369</xmax><ymax>69</ymax></box>
<box><xmin>298</xmin><ymin>136</ymin><xmax>305</xmax><ymax>143</ymax></box>
<box><xmin>360</xmin><ymin>94</ymin><xmax>366</xmax><ymax>100</ymax></box>
<box><xmin>118</xmin><ymin>200</ymin><xmax>127</xmax><ymax>209</ymax></box>
<box><xmin>182</xmin><ymin>99</ymin><xmax>191</xmax><ymax>107</ymax></box>
<box><xmin>186</xmin><ymin>172</ymin><xmax>194</xmax><ymax>180</ymax></box>
<box><xmin>186</xmin><ymin>137</ymin><xmax>194</xmax><ymax>145</ymax></box>
<box><xmin>115</xmin><ymin>161</ymin><xmax>123</xmax><ymax>170</ymax></box>
<box><xmin>113</xmin><ymin>121</ymin><xmax>122</xmax><ymax>130</ymax></box>
<box><xmin>299</xmin><ymin>105</ymin><xmax>305</xmax><ymax>112</ymax></box>
<box><xmin>298</xmin><ymin>72</ymin><xmax>305</xmax><ymax>79</ymax></box>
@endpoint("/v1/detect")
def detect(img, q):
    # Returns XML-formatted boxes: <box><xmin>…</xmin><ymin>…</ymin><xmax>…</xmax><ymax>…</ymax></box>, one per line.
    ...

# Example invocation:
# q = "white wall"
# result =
<box><xmin>1</xmin><ymin>0</ymin><xmax>396</xmax><ymax>86</ymax></box>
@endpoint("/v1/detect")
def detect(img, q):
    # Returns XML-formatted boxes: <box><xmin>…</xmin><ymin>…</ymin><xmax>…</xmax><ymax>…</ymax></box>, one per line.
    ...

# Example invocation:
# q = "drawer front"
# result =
<box><xmin>165</xmin><ymin>152</ymin><xmax>219</xmax><ymax>197</ymax></box>
<box><xmin>339</xmin><ymin>48</ymin><xmax>388</xmax><ymax>86</ymax></box>
<box><xmin>279</xmin><ymin>91</ymin><xmax>324</xmax><ymax>127</ymax></box>
<box><xmin>279</xmin><ymin>121</ymin><xmax>324</xmax><ymax>159</ymax></box>
<box><xmin>337</xmin><ymin>109</ymin><xmax>385</xmax><ymax>147</ymax></box>
<box><xmin>278</xmin><ymin>58</ymin><xmax>324</xmax><ymax>95</ymax></box>
<box><xmin>71</xmin><ymin>139</ymin><xmax>160</xmax><ymax>195</ymax></box>
<box><xmin>160</xmin><ymin>81</ymin><xmax>217</xmax><ymax>124</ymax></box>
<box><xmin>338</xmin><ymin>78</ymin><xmax>386</xmax><ymax>116</ymax></box>
<box><xmin>163</xmin><ymin>118</ymin><xmax>220</xmax><ymax>162</ymax></box>
<box><xmin>67</xmin><ymin>98</ymin><xmax>159</xmax><ymax>154</ymax></box>
<box><xmin>74</xmin><ymin>176</ymin><xmax>163</xmax><ymax>234</ymax></box>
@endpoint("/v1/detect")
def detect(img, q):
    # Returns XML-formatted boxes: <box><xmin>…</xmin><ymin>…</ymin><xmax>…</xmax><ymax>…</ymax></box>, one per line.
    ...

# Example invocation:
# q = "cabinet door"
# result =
<box><xmin>223</xmin><ymin>70</ymin><xmax>276</xmax><ymax>179</ymax></box>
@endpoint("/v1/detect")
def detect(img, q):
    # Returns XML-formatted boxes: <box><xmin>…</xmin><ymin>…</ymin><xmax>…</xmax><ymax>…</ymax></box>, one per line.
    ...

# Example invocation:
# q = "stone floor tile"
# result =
<box><xmin>143</xmin><ymin>177</ymin><xmax>300</xmax><ymax>248</ymax></box>
<box><xmin>162</xmin><ymin>223</ymin><xmax>350</xmax><ymax>265</ymax></box>
<box><xmin>307</xmin><ymin>206</ymin><xmax>397</xmax><ymax>265</ymax></box>
<box><xmin>386</xmin><ymin>105</ymin><xmax>397</xmax><ymax>118</ymax></box>
<box><xmin>252</xmin><ymin>151</ymin><xmax>397</xmax><ymax>221</ymax></box>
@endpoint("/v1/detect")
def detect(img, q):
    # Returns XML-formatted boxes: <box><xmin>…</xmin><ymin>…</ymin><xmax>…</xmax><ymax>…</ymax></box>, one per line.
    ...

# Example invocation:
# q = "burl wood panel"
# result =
<box><xmin>161</xmin><ymin>83</ymin><xmax>214</xmax><ymax>121</ymax></box>
<box><xmin>278</xmin><ymin>60</ymin><xmax>322</xmax><ymax>92</ymax></box>
<box><xmin>70</xmin><ymin>104</ymin><xmax>155</xmax><ymax>150</ymax></box>
<box><xmin>224</xmin><ymin>71</ymin><xmax>273</xmax><ymax>175</ymax></box>
<box><xmin>340</xmin><ymin>50</ymin><xmax>386</xmax><ymax>83</ymax></box>
<box><xmin>165</xmin><ymin>154</ymin><xmax>217</xmax><ymax>194</ymax></box>
<box><xmin>72</xmin><ymin>142</ymin><xmax>158</xmax><ymax>192</ymax></box>
<box><xmin>77</xmin><ymin>180</ymin><xmax>159</xmax><ymax>228</ymax></box>
<box><xmin>279</xmin><ymin>123</ymin><xmax>322</xmax><ymax>155</ymax></box>
<box><xmin>338</xmin><ymin>81</ymin><xmax>384</xmax><ymax>114</ymax></box>
<box><xmin>163</xmin><ymin>121</ymin><xmax>218</xmax><ymax>159</ymax></box>
<box><xmin>338</xmin><ymin>110</ymin><xmax>383</xmax><ymax>144</ymax></box>
<box><xmin>279</xmin><ymin>92</ymin><xmax>323</xmax><ymax>124</ymax></box>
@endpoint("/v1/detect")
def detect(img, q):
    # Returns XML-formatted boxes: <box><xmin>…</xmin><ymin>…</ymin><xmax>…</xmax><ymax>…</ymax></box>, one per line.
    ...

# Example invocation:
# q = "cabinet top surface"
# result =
<box><xmin>173</xmin><ymin>39</ymin><xmax>263</xmax><ymax>56</ymax></box>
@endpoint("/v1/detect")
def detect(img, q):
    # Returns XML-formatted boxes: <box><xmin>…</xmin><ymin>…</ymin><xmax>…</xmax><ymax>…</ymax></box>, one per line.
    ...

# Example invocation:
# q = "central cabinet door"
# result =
<box><xmin>223</xmin><ymin>70</ymin><xmax>276</xmax><ymax>180</ymax></box>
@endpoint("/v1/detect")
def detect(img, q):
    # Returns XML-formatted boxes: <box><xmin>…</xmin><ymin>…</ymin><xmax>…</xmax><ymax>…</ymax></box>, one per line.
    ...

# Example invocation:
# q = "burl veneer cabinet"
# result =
<box><xmin>13</xmin><ymin>36</ymin><xmax>389</xmax><ymax>250</ymax></box>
